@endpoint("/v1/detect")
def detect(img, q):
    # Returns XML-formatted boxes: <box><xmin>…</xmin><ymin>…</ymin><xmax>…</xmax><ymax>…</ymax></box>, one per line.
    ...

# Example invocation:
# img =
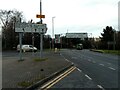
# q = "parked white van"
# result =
<box><xmin>17</xmin><ymin>45</ymin><xmax>37</xmax><ymax>52</ymax></box>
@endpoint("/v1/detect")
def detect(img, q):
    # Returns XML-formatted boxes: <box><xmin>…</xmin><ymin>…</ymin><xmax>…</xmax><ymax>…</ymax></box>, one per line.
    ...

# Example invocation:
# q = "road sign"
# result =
<box><xmin>66</xmin><ymin>33</ymin><xmax>88</xmax><ymax>39</ymax></box>
<box><xmin>32</xmin><ymin>24</ymin><xmax>47</xmax><ymax>33</ymax></box>
<box><xmin>15</xmin><ymin>23</ymin><xmax>47</xmax><ymax>33</ymax></box>
<box><xmin>36</xmin><ymin>14</ymin><xmax>45</xmax><ymax>18</ymax></box>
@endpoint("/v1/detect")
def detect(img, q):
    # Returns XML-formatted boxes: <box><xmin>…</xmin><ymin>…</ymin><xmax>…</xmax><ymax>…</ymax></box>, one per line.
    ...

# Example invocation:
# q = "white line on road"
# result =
<box><xmin>65</xmin><ymin>58</ymin><xmax>74</xmax><ymax>65</ymax></box>
<box><xmin>97</xmin><ymin>85</ymin><xmax>105</xmax><ymax>90</ymax></box>
<box><xmin>65</xmin><ymin>59</ymin><xmax>69</xmax><ymax>62</ymax></box>
<box><xmin>85</xmin><ymin>74</ymin><xmax>92</xmax><ymax>80</ymax></box>
<box><xmin>108</xmin><ymin>67</ymin><xmax>116</xmax><ymax>70</ymax></box>
<box><xmin>77</xmin><ymin>68</ymin><xmax>82</xmax><ymax>72</ymax></box>
<box><xmin>99</xmin><ymin>64</ymin><xmax>104</xmax><ymax>66</ymax></box>
<box><xmin>88</xmin><ymin>59</ymin><xmax>91</xmax><ymax>62</ymax></box>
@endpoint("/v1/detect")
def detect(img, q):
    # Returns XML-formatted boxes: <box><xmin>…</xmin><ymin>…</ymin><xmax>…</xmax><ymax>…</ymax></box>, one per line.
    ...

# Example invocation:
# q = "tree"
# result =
<box><xmin>100</xmin><ymin>26</ymin><xmax>115</xmax><ymax>49</ymax></box>
<box><xmin>101</xmin><ymin>26</ymin><xmax>114</xmax><ymax>42</ymax></box>
<box><xmin>0</xmin><ymin>9</ymin><xmax>24</xmax><ymax>50</ymax></box>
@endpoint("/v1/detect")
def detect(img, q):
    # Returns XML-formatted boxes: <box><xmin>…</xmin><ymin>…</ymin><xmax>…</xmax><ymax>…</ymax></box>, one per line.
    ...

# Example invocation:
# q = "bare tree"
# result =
<box><xmin>0</xmin><ymin>9</ymin><xmax>24</xmax><ymax>50</ymax></box>
<box><xmin>0</xmin><ymin>10</ymin><xmax>13</xmax><ymax>30</ymax></box>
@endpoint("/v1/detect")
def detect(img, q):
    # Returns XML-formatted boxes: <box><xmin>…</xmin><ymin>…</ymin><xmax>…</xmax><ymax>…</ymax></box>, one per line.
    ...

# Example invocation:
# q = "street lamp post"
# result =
<box><xmin>30</xmin><ymin>19</ymin><xmax>35</xmax><ymax>57</ymax></box>
<box><xmin>113</xmin><ymin>29</ymin><xmax>116</xmax><ymax>50</ymax></box>
<box><xmin>52</xmin><ymin>17</ymin><xmax>55</xmax><ymax>50</ymax></box>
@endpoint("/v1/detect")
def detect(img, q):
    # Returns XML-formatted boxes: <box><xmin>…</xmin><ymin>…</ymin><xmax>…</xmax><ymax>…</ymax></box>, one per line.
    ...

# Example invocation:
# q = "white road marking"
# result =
<box><xmin>108</xmin><ymin>67</ymin><xmax>116</xmax><ymax>70</ymax></box>
<box><xmin>60</xmin><ymin>54</ymin><xmax>69</xmax><ymax>62</ymax></box>
<box><xmin>77</xmin><ymin>68</ymin><xmax>82</xmax><ymax>72</ymax></box>
<box><xmin>65</xmin><ymin>59</ymin><xmax>69</xmax><ymax>62</ymax></box>
<box><xmin>41</xmin><ymin>66</ymin><xmax>76</xmax><ymax>89</ymax></box>
<box><xmin>97</xmin><ymin>85</ymin><xmax>105</xmax><ymax>90</ymax></box>
<box><xmin>85</xmin><ymin>74</ymin><xmax>92</xmax><ymax>80</ymax></box>
<box><xmin>71</xmin><ymin>62</ymin><xmax>74</xmax><ymax>65</ymax></box>
<box><xmin>65</xmin><ymin>58</ymin><xmax>74</xmax><ymax>64</ymax></box>
<box><xmin>88</xmin><ymin>59</ymin><xmax>91</xmax><ymax>62</ymax></box>
<box><xmin>99</xmin><ymin>64</ymin><xmax>104</xmax><ymax>66</ymax></box>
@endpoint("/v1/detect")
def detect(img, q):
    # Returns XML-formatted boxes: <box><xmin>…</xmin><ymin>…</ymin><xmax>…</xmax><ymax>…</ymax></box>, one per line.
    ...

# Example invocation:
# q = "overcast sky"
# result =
<box><xmin>0</xmin><ymin>0</ymin><xmax>119</xmax><ymax>37</ymax></box>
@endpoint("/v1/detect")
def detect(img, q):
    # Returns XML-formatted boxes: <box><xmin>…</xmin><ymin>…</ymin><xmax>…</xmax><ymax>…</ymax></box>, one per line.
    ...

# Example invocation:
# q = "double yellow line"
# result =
<box><xmin>40</xmin><ymin>66</ymin><xmax>76</xmax><ymax>90</ymax></box>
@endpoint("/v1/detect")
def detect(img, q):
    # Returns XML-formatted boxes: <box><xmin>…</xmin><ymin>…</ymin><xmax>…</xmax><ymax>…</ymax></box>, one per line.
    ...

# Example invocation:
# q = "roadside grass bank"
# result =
<box><xmin>33</xmin><ymin>58</ymin><xmax>48</xmax><ymax>62</ymax></box>
<box><xmin>90</xmin><ymin>49</ymin><xmax>120</xmax><ymax>55</ymax></box>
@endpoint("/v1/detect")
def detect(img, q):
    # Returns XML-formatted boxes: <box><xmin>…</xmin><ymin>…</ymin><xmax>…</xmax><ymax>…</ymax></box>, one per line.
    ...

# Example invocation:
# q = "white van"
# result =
<box><xmin>17</xmin><ymin>45</ymin><xmax>37</xmax><ymax>52</ymax></box>
<box><xmin>76</xmin><ymin>43</ymin><xmax>83</xmax><ymax>50</ymax></box>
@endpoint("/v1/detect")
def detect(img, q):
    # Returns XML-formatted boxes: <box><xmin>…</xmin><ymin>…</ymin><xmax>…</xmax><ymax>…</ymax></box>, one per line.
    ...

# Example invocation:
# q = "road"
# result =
<box><xmin>51</xmin><ymin>49</ymin><xmax>119</xmax><ymax>89</ymax></box>
<box><xmin>2</xmin><ymin>50</ymin><xmax>119</xmax><ymax>89</ymax></box>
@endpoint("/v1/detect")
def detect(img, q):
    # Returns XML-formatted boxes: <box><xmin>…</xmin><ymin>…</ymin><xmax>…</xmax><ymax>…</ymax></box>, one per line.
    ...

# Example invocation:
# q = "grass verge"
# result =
<box><xmin>92</xmin><ymin>49</ymin><xmax>120</xmax><ymax>55</ymax></box>
<box><xmin>18</xmin><ymin>81</ymin><xmax>33</xmax><ymax>87</ymax></box>
<box><xmin>33</xmin><ymin>58</ymin><xmax>48</xmax><ymax>62</ymax></box>
<box><xmin>102</xmin><ymin>50</ymin><xmax>120</xmax><ymax>55</ymax></box>
<box><xmin>18</xmin><ymin>75</ymin><xmax>45</xmax><ymax>87</ymax></box>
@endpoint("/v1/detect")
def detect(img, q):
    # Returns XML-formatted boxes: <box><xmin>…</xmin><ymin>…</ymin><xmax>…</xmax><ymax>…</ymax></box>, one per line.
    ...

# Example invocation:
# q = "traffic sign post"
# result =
<box><xmin>15</xmin><ymin>22</ymin><xmax>47</xmax><ymax>60</ymax></box>
<box><xmin>15</xmin><ymin>0</ymin><xmax>47</xmax><ymax>60</ymax></box>
<box><xmin>19</xmin><ymin>32</ymin><xmax>23</xmax><ymax>61</ymax></box>
<box><xmin>37</xmin><ymin>0</ymin><xmax>45</xmax><ymax>59</ymax></box>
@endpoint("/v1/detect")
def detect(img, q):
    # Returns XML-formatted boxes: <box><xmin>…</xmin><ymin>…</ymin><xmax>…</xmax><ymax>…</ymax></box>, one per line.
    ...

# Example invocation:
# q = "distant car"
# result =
<box><xmin>76</xmin><ymin>44</ymin><xmax>83</xmax><ymax>50</ymax></box>
<box><xmin>17</xmin><ymin>45</ymin><xmax>37</xmax><ymax>52</ymax></box>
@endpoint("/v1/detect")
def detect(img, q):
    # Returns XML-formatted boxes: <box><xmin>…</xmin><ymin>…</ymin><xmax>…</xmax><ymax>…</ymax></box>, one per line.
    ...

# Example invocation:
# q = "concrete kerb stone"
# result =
<box><xmin>26</xmin><ymin>63</ymin><xmax>74</xmax><ymax>90</ymax></box>
<box><xmin>90</xmin><ymin>49</ymin><xmax>104</xmax><ymax>53</ymax></box>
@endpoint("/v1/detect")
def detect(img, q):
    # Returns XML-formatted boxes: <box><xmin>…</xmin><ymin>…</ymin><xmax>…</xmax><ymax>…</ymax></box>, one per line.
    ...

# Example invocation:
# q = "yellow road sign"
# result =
<box><xmin>36</xmin><ymin>14</ymin><xmax>45</xmax><ymax>18</ymax></box>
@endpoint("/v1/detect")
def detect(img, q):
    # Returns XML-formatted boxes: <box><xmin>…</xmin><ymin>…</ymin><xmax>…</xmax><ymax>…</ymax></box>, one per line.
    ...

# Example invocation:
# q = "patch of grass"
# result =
<box><xmin>102</xmin><ymin>50</ymin><xmax>120</xmax><ymax>55</ymax></box>
<box><xmin>33</xmin><ymin>58</ymin><xmax>48</xmax><ymax>62</ymax></box>
<box><xmin>18</xmin><ymin>81</ymin><xmax>33</xmax><ymax>87</ymax></box>
<box><xmin>95</xmin><ymin>49</ymin><xmax>120</xmax><ymax>55</ymax></box>
<box><xmin>95</xmin><ymin>50</ymin><xmax>104</xmax><ymax>53</ymax></box>
<box><xmin>34</xmin><ymin>75</ymin><xmax>46</xmax><ymax>81</ymax></box>
<box><xmin>17</xmin><ymin>75</ymin><xmax>46</xmax><ymax>87</ymax></box>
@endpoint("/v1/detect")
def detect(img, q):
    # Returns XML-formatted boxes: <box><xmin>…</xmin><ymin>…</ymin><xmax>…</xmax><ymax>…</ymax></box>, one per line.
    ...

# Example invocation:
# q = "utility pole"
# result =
<box><xmin>36</xmin><ymin>0</ymin><xmax>45</xmax><ymax>58</ymax></box>
<box><xmin>52</xmin><ymin>17</ymin><xmax>55</xmax><ymax>50</ymax></box>
<box><xmin>40</xmin><ymin>0</ymin><xmax>43</xmax><ymax>58</ymax></box>
<box><xmin>113</xmin><ymin>29</ymin><xmax>116</xmax><ymax>50</ymax></box>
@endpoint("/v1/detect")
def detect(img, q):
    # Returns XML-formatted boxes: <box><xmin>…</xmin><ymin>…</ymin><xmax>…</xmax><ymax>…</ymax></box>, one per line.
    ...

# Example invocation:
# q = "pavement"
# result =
<box><xmin>2</xmin><ymin>50</ymin><xmax>72</xmax><ymax>89</ymax></box>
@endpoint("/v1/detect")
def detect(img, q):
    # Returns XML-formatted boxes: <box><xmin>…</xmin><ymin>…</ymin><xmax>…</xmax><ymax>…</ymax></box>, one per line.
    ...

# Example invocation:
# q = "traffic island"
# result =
<box><xmin>90</xmin><ymin>49</ymin><xmax>104</xmax><ymax>53</ymax></box>
<box><xmin>33</xmin><ymin>58</ymin><xmax>48</xmax><ymax>62</ymax></box>
<box><xmin>2</xmin><ymin>51</ymin><xmax>73</xmax><ymax>89</ymax></box>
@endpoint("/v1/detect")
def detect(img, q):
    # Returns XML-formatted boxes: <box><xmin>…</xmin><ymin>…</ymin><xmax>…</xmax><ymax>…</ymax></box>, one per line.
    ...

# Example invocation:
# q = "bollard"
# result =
<box><xmin>55</xmin><ymin>48</ymin><xmax>57</xmax><ymax>53</ymax></box>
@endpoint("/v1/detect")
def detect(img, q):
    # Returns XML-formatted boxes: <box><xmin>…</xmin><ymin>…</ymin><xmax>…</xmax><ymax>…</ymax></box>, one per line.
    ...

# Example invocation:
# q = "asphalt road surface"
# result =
<box><xmin>51</xmin><ymin>49</ymin><xmax>119</xmax><ymax>89</ymax></box>
<box><xmin>2</xmin><ymin>49</ymin><xmax>119</xmax><ymax>89</ymax></box>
